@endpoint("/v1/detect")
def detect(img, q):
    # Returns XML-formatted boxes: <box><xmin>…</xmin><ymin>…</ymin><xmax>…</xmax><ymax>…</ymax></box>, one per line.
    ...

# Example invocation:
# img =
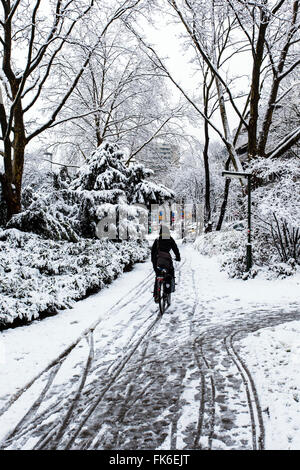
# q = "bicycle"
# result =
<box><xmin>156</xmin><ymin>267</ymin><xmax>172</xmax><ymax>315</ymax></box>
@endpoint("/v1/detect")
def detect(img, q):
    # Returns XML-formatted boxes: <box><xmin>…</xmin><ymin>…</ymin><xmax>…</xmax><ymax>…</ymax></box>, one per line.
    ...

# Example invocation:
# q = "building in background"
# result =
<box><xmin>137</xmin><ymin>141</ymin><xmax>180</xmax><ymax>186</ymax></box>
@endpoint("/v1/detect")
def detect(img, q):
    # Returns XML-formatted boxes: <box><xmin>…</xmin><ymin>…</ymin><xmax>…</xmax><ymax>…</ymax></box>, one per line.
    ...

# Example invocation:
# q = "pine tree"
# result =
<box><xmin>127</xmin><ymin>163</ymin><xmax>174</xmax><ymax>206</ymax></box>
<box><xmin>7</xmin><ymin>142</ymin><xmax>174</xmax><ymax>241</ymax></box>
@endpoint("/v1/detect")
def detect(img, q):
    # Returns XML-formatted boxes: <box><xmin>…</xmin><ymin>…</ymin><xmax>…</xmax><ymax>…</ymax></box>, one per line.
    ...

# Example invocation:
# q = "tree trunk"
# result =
<box><xmin>11</xmin><ymin>95</ymin><xmax>26</xmax><ymax>216</ymax></box>
<box><xmin>95</xmin><ymin>113</ymin><xmax>103</xmax><ymax>147</ymax></box>
<box><xmin>258</xmin><ymin>0</ymin><xmax>299</xmax><ymax>156</ymax></box>
<box><xmin>11</xmin><ymin>145</ymin><xmax>25</xmax><ymax>215</ymax></box>
<box><xmin>248</xmin><ymin>2</ymin><xmax>268</xmax><ymax>159</ymax></box>
<box><xmin>0</xmin><ymin>100</ymin><xmax>26</xmax><ymax>220</ymax></box>
<box><xmin>216</xmin><ymin>157</ymin><xmax>231</xmax><ymax>231</ymax></box>
<box><xmin>0</xmin><ymin>174</ymin><xmax>15</xmax><ymax>221</ymax></box>
<box><xmin>0</xmin><ymin>102</ymin><xmax>21</xmax><ymax>220</ymax></box>
<box><xmin>1</xmin><ymin>146</ymin><xmax>24</xmax><ymax>220</ymax></box>
<box><xmin>203</xmin><ymin>118</ymin><xmax>212</xmax><ymax>232</ymax></box>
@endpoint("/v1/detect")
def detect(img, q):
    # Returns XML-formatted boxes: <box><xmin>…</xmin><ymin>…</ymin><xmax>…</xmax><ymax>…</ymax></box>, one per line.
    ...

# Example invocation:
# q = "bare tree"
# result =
<box><xmin>226</xmin><ymin>0</ymin><xmax>300</xmax><ymax>159</ymax></box>
<box><xmin>124</xmin><ymin>1</ymin><xmax>250</xmax><ymax>230</ymax></box>
<box><xmin>0</xmin><ymin>0</ymin><xmax>143</xmax><ymax>221</ymax></box>
<box><xmin>160</xmin><ymin>0</ymin><xmax>299</xmax><ymax>229</ymax></box>
<box><xmin>45</xmin><ymin>24</ymin><xmax>185</xmax><ymax>167</ymax></box>
<box><xmin>166</xmin><ymin>0</ymin><xmax>299</xmax><ymax>158</ymax></box>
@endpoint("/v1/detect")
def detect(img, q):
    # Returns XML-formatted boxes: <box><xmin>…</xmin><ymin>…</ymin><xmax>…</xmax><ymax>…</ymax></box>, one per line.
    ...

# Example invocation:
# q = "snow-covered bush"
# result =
<box><xmin>194</xmin><ymin>228</ymin><xmax>294</xmax><ymax>279</ymax></box>
<box><xmin>7</xmin><ymin>190</ymin><xmax>81</xmax><ymax>242</ymax></box>
<box><xmin>8</xmin><ymin>142</ymin><xmax>174</xmax><ymax>241</ymax></box>
<box><xmin>194</xmin><ymin>229</ymin><xmax>249</xmax><ymax>278</ymax></box>
<box><xmin>194</xmin><ymin>156</ymin><xmax>300</xmax><ymax>279</ymax></box>
<box><xmin>250</xmin><ymin>156</ymin><xmax>299</xmax><ymax>228</ymax></box>
<box><xmin>0</xmin><ymin>228</ymin><xmax>149</xmax><ymax>328</ymax></box>
<box><xmin>194</xmin><ymin>228</ymin><xmax>244</xmax><ymax>257</ymax></box>
<box><xmin>0</xmin><ymin>142</ymin><xmax>175</xmax><ymax>328</ymax></box>
<box><xmin>249</xmin><ymin>156</ymin><xmax>300</xmax><ymax>268</ymax></box>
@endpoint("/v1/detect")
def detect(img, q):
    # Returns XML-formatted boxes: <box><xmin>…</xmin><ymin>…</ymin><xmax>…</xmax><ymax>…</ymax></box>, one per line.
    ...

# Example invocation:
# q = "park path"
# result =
<box><xmin>0</xmin><ymin>243</ymin><xmax>299</xmax><ymax>450</ymax></box>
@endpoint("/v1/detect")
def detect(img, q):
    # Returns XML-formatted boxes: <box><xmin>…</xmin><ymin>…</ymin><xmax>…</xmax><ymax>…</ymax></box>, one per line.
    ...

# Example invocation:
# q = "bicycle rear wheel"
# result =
<box><xmin>158</xmin><ymin>279</ymin><xmax>166</xmax><ymax>315</ymax></box>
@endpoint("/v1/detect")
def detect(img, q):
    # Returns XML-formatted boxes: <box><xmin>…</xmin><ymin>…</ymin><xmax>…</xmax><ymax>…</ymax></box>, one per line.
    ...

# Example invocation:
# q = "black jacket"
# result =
<box><xmin>151</xmin><ymin>236</ymin><xmax>181</xmax><ymax>269</ymax></box>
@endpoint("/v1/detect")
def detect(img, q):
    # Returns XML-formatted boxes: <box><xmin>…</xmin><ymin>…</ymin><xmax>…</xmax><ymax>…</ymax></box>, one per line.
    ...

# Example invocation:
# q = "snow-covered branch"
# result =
<box><xmin>267</xmin><ymin>126</ymin><xmax>300</xmax><ymax>159</ymax></box>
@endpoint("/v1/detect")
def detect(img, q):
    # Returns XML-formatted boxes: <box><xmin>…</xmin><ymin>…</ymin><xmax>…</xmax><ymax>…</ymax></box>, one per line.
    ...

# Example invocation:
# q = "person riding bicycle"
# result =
<box><xmin>151</xmin><ymin>224</ymin><xmax>181</xmax><ymax>302</ymax></box>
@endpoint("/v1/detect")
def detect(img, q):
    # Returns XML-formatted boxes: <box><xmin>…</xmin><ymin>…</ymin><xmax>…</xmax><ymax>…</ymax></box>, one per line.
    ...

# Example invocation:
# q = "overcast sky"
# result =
<box><xmin>143</xmin><ymin>11</ymin><xmax>252</xmax><ymax>145</ymax></box>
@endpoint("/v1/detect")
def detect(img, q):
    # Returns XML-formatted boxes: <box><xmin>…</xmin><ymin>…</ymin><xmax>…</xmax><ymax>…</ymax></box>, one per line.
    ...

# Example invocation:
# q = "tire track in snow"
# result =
<box><xmin>6</xmin><ymin>296</ymin><xmax>156</xmax><ymax>450</ymax></box>
<box><xmin>224</xmin><ymin>330</ymin><xmax>265</xmax><ymax>450</ymax></box>
<box><xmin>2</xmin><ymin>252</ymin><xmax>272</xmax><ymax>451</ymax></box>
<box><xmin>0</xmin><ymin>269</ymin><xmax>155</xmax><ymax>449</ymax></box>
<box><xmin>44</xmin><ymin>332</ymin><xmax>95</xmax><ymax>450</ymax></box>
<box><xmin>192</xmin><ymin>338</ymin><xmax>206</xmax><ymax>449</ymax></box>
<box><xmin>164</xmin><ymin>261</ymin><xmax>204</xmax><ymax>450</ymax></box>
<box><xmin>62</xmin><ymin>313</ymin><xmax>163</xmax><ymax>450</ymax></box>
<box><xmin>0</xmin><ymin>361</ymin><xmax>63</xmax><ymax>449</ymax></box>
<box><xmin>85</xmin><ymin>339</ymin><xmax>155</xmax><ymax>450</ymax></box>
<box><xmin>199</xmin><ymin>340</ymin><xmax>216</xmax><ymax>450</ymax></box>
<box><xmin>66</xmin><ymin>258</ymin><xmax>189</xmax><ymax>450</ymax></box>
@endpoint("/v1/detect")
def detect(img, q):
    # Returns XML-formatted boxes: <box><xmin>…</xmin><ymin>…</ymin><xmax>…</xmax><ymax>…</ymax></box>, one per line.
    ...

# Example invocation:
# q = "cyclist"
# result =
<box><xmin>151</xmin><ymin>224</ymin><xmax>181</xmax><ymax>302</ymax></box>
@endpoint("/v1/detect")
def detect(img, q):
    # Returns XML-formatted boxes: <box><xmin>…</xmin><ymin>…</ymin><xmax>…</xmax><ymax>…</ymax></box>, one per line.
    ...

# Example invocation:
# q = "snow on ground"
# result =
<box><xmin>0</xmin><ymin>260</ymin><xmax>152</xmax><ymax>405</ymax></box>
<box><xmin>0</xmin><ymin>240</ymin><xmax>300</xmax><ymax>449</ymax></box>
<box><xmin>238</xmin><ymin>321</ymin><xmax>300</xmax><ymax>450</ymax></box>
<box><xmin>194</xmin><ymin>228</ymin><xmax>299</xmax><ymax>279</ymax></box>
<box><xmin>187</xmin><ymin>244</ymin><xmax>300</xmax><ymax>450</ymax></box>
<box><xmin>190</xmin><ymin>248</ymin><xmax>299</xmax><ymax>314</ymax></box>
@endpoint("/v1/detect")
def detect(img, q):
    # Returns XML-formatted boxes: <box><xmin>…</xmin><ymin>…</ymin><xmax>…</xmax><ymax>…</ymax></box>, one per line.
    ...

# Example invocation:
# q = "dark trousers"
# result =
<box><xmin>153</xmin><ymin>264</ymin><xmax>174</xmax><ymax>297</ymax></box>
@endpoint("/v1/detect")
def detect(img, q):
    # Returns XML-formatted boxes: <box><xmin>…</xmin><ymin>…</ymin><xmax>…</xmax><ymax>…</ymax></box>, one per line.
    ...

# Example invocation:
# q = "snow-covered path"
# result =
<box><xmin>0</xmin><ymin>243</ymin><xmax>300</xmax><ymax>450</ymax></box>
